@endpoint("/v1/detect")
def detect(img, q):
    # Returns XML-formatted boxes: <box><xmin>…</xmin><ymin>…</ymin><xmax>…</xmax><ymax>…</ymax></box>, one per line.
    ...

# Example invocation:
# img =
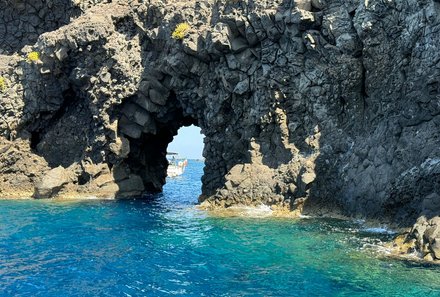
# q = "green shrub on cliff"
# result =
<box><xmin>0</xmin><ymin>77</ymin><xmax>6</xmax><ymax>93</ymax></box>
<box><xmin>172</xmin><ymin>23</ymin><xmax>190</xmax><ymax>39</ymax></box>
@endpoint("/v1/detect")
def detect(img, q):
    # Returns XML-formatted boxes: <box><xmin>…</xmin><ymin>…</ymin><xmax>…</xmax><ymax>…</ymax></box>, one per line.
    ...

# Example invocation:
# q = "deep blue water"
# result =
<box><xmin>1</xmin><ymin>161</ymin><xmax>440</xmax><ymax>296</ymax></box>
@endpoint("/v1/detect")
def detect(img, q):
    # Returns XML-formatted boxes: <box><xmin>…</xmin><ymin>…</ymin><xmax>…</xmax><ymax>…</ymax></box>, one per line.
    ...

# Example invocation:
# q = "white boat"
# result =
<box><xmin>166</xmin><ymin>153</ymin><xmax>188</xmax><ymax>177</ymax></box>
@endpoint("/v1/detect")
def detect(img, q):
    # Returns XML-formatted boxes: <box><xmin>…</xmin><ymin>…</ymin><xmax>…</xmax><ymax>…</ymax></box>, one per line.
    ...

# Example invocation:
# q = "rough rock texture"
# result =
<box><xmin>0</xmin><ymin>0</ymin><xmax>439</xmax><ymax>259</ymax></box>
<box><xmin>391</xmin><ymin>216</ymin><xmax>440</xmax><ymax>261</ymax></box>
<box><xmin>408</xmin><ymin>216</ymin><xmax>440</xmax><ymax>261</ymax></box>
<box><xmin>0</xmin><ymin>138</ymin><xmax>48</xmax><ymax>198</ymax></box>
<box><xmin>0</xmin><ymin>0</ymin><xmax>110</xmax><ymax>54</ymax></box>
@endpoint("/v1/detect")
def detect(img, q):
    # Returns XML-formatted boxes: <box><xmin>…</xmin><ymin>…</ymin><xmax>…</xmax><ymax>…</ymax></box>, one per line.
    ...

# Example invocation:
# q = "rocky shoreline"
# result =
<box><xmin>0</xmin><ymin>0</ymin><xmax>439</xmax><ymax>261</ymax></box>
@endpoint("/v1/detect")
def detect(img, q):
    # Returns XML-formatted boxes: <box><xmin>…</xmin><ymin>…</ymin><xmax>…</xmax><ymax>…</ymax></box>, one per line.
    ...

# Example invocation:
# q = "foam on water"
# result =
<box><xmin>226</xmin><ymin>204</ymin><xmax>273</xmax><ymax>217</ymax></box>
<box><xmin>362</xmin><ymin>227</ymin><xmax>397</xmax><ymax>235</ymax></box>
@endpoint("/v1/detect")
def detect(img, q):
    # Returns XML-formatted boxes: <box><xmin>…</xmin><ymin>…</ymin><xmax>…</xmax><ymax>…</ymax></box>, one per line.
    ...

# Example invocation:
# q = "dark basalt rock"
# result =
<box><xmin>0</xmin><ymin>0</ymin><xmax>439</xmax><ymax>261</ymax></box>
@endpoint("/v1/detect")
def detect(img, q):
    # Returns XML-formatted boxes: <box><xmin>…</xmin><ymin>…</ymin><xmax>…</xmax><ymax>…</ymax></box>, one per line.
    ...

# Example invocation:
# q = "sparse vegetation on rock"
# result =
<box><xmin>26</xmin><ymin>51</ymin><xmax>40</xmax><ymax>63</ymax></box>
<box><xmin>172</xmin><ymin>22</ymin><xmax>190</xmax><ymax>39</ymax></box>
<box><xmin>0</xmin><ymin>77</ymin><xmax>6</xmax><ymax>93</ymax></box>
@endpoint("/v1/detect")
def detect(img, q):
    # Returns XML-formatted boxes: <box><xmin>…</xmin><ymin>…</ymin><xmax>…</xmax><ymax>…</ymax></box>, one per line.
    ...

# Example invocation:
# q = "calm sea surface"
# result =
<box><xmin>1</xmin><ymin>161</ymin><xmax>440</xmax><ymax>296</ymax></box>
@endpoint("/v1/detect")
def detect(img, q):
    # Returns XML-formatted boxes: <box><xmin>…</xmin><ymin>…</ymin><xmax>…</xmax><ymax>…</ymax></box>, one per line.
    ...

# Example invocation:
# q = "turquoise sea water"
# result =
<box><xmin>1</xmin><ymin>161</ymin><xmax>440</xmax><ymax>296</ymax></box>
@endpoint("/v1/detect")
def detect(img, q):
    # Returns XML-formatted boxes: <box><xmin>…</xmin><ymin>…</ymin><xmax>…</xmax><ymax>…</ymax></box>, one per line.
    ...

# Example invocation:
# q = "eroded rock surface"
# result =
<box><xmin>0</xmin><ymin>0</ymin><xmax>439</xmax><ymax>260</ymax></box>
<box><xmin>0</xmin><ymin>0</ymin><xmax>109</xmax><ymax>54</ymax></box>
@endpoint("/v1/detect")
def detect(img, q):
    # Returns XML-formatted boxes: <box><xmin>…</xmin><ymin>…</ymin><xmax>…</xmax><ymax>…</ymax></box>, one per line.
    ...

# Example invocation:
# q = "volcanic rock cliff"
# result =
<box><xmin>0</xmin><ymin>0</ymin><xmax>439</xmax><ymax>260</ymax></box>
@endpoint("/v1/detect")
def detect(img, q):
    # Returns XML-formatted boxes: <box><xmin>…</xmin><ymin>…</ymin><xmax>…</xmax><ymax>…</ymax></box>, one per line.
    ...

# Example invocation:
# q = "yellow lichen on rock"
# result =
<box><xmin>172</xmin><ymin>23</ymin><xmax>190</xmax><ymax>40</ymax></box>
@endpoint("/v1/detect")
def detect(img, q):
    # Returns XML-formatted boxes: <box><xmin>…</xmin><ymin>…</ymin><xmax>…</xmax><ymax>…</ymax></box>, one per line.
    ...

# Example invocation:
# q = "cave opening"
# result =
<box><xmin>117</xmin><ymin>121</ymin><xmax>206</xmax><ymax>197</ymax></box>
<box><xmin>167</xmin><ymin>125</ymin><xmax>204</xmax><ymax>161</ymax></box>
<box><xmin>115</xmin><ymin>88</ymin><xmax>207</xmax><ymax>199</ymax></box>
<box><xmin>162</xmin><ymin>124</ymin><xmax>205</xmax><ymax>203</ymax></box>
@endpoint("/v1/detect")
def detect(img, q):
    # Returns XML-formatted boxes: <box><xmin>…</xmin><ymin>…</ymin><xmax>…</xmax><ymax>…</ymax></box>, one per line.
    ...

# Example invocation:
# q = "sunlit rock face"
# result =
<box><xmin>0</xmin><ymin>0</ymin><xmax>439</xmax><ymax>259</ymax></box>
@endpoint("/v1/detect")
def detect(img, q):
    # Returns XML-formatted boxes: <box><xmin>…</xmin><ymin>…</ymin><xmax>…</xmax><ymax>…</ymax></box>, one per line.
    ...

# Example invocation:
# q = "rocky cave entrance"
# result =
<box><xmin>115</xmin><ymin>90</ymin><xmax>206</xmax><ymax>199</ymax></box>
<box><xmin>164</xmin><ymin>125</ymin><xmax>205</xmax><ymax>198</ymax></box>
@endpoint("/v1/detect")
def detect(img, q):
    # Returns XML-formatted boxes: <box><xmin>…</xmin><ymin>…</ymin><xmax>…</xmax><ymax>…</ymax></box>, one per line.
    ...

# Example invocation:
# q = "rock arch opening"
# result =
<box><xmin>163</xmin><ymin>125</ymin><xmax>205</xmax><ymax>198</ymax></box>
<box><xmin>167</xmin><ymin>125</ymin><xmax>204</xmax><ymax>161</ymax></box>
<box><xmin>114</xmin><ymin>91</ymin><xmax>200</xmax><ymax>197</ymax></box>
